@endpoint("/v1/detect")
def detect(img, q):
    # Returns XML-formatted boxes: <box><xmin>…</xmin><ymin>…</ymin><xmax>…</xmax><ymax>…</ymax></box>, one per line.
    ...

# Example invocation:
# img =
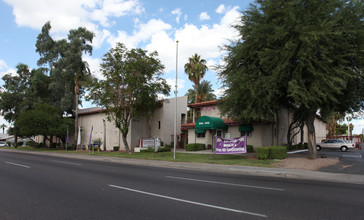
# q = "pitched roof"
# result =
<box><xmin>188</xmin><ymin>100</ymin><xmax>218</xmax><ymax>108</ymax></box>
<box><xmin>78</xmin><ymin>107</ymin><xmax>105</xmax><ymax>116</ymax></box>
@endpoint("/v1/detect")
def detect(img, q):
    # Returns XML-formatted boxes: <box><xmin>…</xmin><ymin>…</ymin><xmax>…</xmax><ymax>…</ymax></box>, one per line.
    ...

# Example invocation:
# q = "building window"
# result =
<box><xmin>241</xmin><ymin>131</ymin><xmax>251</xmax><ymax>137</ymax></box>
<box><xmin>197</xmin><ymin>132</ymin><xmax>206</xmax><ymax>138</ymax></box>
<box><xmin>158</xmin><ymin>121</ymin><xmax>161</xmax><ymax>129</ymax></box>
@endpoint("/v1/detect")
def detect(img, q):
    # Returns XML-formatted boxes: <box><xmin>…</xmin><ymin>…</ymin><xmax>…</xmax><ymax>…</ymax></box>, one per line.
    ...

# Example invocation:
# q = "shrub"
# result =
<box><xmin>141</xmin><ymin>147</ymin><xmax>154</xmax><ymax>152</ymax></box>
<box><xmin>304</xmin><ymin>143</ymin><xmax>308</xmax><ymax>149</ymax></box>
<box><xmin>257</xmin><ymin>146</ymin><xmax>287</xmax><ymax>160</ymax></box>
<box><xmin>257</xmin><ymin>147</ymin><xmax>270</xmax><ymax>160</ymax></box>
<box><xmin>297</xmin><ymin>143</ymin><xmax>305</xmax><ymax>149</ymax></box>
<box><xmin>113</xmin><ymin>146</ymin><xmax>120</xmax><ymax>151</ymax></box>
<box><xmin>247</xmin><ymin>145</ymin><xmax>254</xmax><ymax>153</ymax></box>
<box><xmin>269</xmin><ymin>146</ymin><xmax>287</xmax><ymax>159</ymax></box>
<box><xmin>185</xmin><ymin>143</ymin><xmax>206</xmax><ymax>151</ymax></box>
<box><xmin>158</xmin><ymin>145</ymin><xmax>171</xmax><ymax>152</ymax></box>
<box><xmin>26</xmin><ymin>141</ymin><xmax>38</xmax><ymax>148</ymax></box>
<box><xmin>17</xmin><ymin>141</ymin><xmax>24</xmax><ymax>146</ymax></box>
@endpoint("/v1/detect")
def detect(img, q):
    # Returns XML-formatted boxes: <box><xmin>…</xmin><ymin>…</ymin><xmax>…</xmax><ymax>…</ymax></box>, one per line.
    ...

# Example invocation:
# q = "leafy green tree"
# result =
<box><xmin>86</xmin><ymin>43</ymin><xmax>170</xmax><ymax>153</ymax></box>
<box><xmin>184</xmin><ymin>53</ymin><xmax>208</xmax><ymax>103</ymax></box>
<box><xmin>0</xmin><ymin>64</ymin><xmax>32</xmax><ymax>147</ymax></box>
<box><xmin>35</xmin><ymin>21</ymin><xmax>93</xmax><ymax>144</ymax></box>
<box><xmin>15</xmin><ymin>104</ymin><xmax>74</xmax><ymax>145</ymax></box>
<box><xmin>336</xmin><ymin>123</ymin><xmax>349</xmax><ymax>135</ymax></box>
<box><xmin>27</xmin><ymin>68</ymin><xmax>52</xmax><ymax>105</ymax></box>
<box><xmin>219</xmin><ymin>0</ymin><xmax>364</xmax><ymax>159</ymax></box>
<box><xmin>185</xmin><ymin>80</ymin><xmax>216</xmax><ymax>104</ymax></box>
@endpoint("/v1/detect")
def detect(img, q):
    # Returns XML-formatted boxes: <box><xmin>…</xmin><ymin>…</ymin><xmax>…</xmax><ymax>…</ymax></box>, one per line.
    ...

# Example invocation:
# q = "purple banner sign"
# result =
<box><xmin>215</xmin><ymin>136</ymin><xmax>247</xmax><ymax>154</ymax></box>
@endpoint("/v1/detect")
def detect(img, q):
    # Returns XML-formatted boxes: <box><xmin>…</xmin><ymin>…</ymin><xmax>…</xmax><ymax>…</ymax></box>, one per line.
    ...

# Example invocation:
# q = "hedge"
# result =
<box><xmin>247</xmin><ymin>145</ymin><xmax>254</xmax><ymax>153</ymax></box>
<box><xmin>257</xmin><ymin>146</ymin><xmax>287</xmax><ymax>160</ymax></box>
<box><xmin>185</xmin><ymin>143</ymin><xmax>206</xmax><ymax>151</ymax></box>
<box><xmin>257</xmin><ymin>147</ymin><xmax>270</xmax><ymax>160</ymax></box>
<box><xmin>269</xmin><ymin>146</ymin><xmax>287</xmax><ymax>159</ymax></box>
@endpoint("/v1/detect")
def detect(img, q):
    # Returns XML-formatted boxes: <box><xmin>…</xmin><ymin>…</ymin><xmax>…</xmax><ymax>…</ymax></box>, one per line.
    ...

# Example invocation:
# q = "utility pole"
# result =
<box><xmin>174</xmin><ymin>40</ymin><xmax>179</xmax><ymax>160</ymax></box>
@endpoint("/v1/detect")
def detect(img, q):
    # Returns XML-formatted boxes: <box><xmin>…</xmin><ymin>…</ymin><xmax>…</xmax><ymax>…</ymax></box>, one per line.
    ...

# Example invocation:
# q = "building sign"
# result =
<box><xmin>141</xmin><ymin>138</ymin><xmax>161</xmax><ymax>151</ymax></box>
<box><xmin>142</xmin><ymin>138</ymin><xmax>156</xmax><ymax>148</ymax></box>
<box><xmin>215</xmin><ymin>136</ymin><xmax>247</xmax><ymax>154</ymax></box>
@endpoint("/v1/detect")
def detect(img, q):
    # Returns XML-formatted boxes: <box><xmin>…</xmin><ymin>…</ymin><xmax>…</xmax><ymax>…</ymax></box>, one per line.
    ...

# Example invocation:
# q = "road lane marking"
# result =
<box><xmin>5</xmin><ymin>162</ymin><xmax>31</xmax><ymax>169</ymax></box>
<box><xmin>52</xmin><ymin>160</ymin><xmax>82</xmax><ymax>166</ymax></box>
<box><xmin>108</xmin><ymin>184</ymin><xmax>267</xmax><ymax>218</ymax></box>
<box><xmin>166</xmin><ymin>176</ymin><xmax>285</xmax><ymax>191</ymax></box>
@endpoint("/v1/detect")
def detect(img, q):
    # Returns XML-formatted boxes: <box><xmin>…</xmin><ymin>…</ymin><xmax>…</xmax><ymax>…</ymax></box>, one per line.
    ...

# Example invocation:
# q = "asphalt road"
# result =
<box><xmin>291</xmin><ymin>146</ymin><xmax>364</xmax><ymax>175</ymax></box>
<box><xmin>1</xmin><ymin>151</ymin><xmax>363</xmax><ymax>220</ymax></box>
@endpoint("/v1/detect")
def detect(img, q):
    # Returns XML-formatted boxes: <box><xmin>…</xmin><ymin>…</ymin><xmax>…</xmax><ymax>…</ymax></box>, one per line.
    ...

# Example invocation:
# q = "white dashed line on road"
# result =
<box><xmin>5</xmin><ymin>161</ymin><xmax>31</xmax><ymax>169</ymax></box>
<box><xmin>166</xmin><ymin>176</ymin><xmax>285</xmax><ymax>191</ymax></box>
<box><xmin>108</xmin><ymin>184</ymin><xmax>268</xmax><ymax>218</ymax></box>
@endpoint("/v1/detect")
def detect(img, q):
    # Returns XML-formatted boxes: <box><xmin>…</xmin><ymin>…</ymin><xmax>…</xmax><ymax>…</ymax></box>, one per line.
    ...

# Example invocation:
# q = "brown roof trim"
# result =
<box><xmin>77</xmin><ymin>107</ymin><xmax>107</xmax><ymax>116</ymax></box>
<box><xmin>188</xmin><ymin>100</ymin><xmax>218</xmax><ymax>108</ymax></box>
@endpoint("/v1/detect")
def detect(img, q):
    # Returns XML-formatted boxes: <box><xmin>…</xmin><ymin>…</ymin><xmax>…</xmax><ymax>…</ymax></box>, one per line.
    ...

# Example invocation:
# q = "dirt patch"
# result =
<box><xmin>274</xmin><ymin>157</ymin><xmax>340</xmax><ymax>171</ymax></box>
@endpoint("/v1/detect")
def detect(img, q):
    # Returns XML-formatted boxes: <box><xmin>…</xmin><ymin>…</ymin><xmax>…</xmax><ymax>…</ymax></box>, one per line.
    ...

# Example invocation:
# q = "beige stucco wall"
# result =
<box><xmin>159</xmin><ymin>96</ymin><xmax>188</xmax><ymax>145</ymax></box>
<box><xmin>73</xmin><ymin>96</ymin><xmax>188</xmax><ymax>151</ymax></box>
<box><xmin>77</xmin><ymin>112</ymin><xmax>128</xmax><ymax>151</ymax></box>
<box><xmin>187</xmin><ymin>104</ymin><xmax>327</xmax><ymax>148</ymax></box>
<box><xmin>200</xmin><ymin>106</ymin><xmax>221</xmax><ymax>117</ymax></box>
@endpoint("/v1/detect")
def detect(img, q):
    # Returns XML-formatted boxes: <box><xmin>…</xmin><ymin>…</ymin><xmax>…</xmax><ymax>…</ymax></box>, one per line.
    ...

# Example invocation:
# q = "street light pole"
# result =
<box><xmin>174</xmin><ymin>40</ymin><xmax>179</xmax><ymax>160</ymax></box>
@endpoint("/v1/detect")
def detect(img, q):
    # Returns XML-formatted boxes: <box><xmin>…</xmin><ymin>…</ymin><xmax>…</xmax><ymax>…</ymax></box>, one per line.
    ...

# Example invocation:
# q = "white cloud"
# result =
<box><xmin>89</xmin><ymin>0</ymin><xmax>144</xmax><ymax>27</ymax></box>
<box><xmin>199</xmin><ymin>12</ymin><xmax>211</xmax><ymax>21</ymax></box>
<box><xmin>216</xmin><ymin>4</ymin><xmax>226</xmax><ymax>14</ymax></box>
<box><xmin>3</xmin><ymin>0</ymin><xmax>144</xmax><ymax>50</ymax></box>
<box><xmin>0</xmin><ymin>59</ymin><xmax>16</xmax><ymax>79</ymax></box>
<box><xmin>83</xmin><ymin>55</ymin><xmax>103</xmax><ymax>79</ymax></box>
<box><xmin>0</xmin><ymin>59</ymin><xmax>8</xmax><ymax>70</ymax></box>
<box><xmin>214</xmin><ymin>87</ymin><xmax>226</xmax><ymax>98</ymax></box>
<box><xmin>4</xmin><ymin>0</ymin><xmax>143</xmax><ymax>31</ymax></box>
<box><xmin>107</xmin><ymin>18</ymin><xmax>171</xmax><ymax>49</ymax></box>
<box><xmin>142</xmin><ymin>5</ymin><xmax>241</xmax><ymax>82</ymax></box>
<box><xmin>171</xmin><ymin>8</ymin><xmax>182</xmax><ymax>24</ymax></box>
<box><xmin>166</xmin><ymin>78</ymin><xmax>185</xmax><ymax>93</ymax></box>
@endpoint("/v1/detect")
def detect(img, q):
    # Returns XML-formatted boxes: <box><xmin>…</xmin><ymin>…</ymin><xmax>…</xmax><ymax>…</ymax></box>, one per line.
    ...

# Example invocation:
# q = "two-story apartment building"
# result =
<box><xmin>181</xmin><ymin>100</ymin><xmax>327</xmax><ymax>150</ymax></box>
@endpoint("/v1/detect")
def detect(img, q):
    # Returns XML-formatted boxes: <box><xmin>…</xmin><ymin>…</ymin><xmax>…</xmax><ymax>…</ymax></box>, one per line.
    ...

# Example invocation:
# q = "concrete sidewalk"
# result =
<box><xmin>2</xmin><ymin>149</ymin><xmax>364</xmax><ymax>185</ymax></box>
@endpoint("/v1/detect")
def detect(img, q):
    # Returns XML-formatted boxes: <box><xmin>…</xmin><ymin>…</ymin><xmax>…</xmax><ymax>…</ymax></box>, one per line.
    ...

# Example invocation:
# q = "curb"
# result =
<box><xmin>2</xmin><ymin>149</ymin><xmax>364</xmax><ymax>185</ymax></box>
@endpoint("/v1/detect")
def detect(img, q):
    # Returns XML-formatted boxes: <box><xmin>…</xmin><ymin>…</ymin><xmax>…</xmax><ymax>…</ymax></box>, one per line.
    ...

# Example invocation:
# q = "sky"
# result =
<box><xmin>0</xmin><ymin>0</ymin><xmax>363</xmax><ymax>135</ymax></box>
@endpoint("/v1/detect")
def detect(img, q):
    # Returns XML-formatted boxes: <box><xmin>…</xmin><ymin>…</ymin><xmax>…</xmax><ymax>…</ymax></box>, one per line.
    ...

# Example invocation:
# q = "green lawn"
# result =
<box><xmin>3</xmin><ymin>147</ymin><xmax>278</xmax><ymax>167</ymax></box>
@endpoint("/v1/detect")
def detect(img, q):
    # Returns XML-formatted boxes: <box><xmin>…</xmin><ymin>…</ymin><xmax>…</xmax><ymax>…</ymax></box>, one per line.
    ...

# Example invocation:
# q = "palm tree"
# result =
<box><xmin>184</xmin><ymin>53</ymin><xmax>208</xmax><ymax>103</ymax></box>
<box><xmin>0</xmin><ymin>124</ymin><xmax>7</xmax><ymax>133</ymax></box>
<box><xmin>185</xmin><ymin>80</ymin><xmax>216</xmax><ymax>104</ymax></box>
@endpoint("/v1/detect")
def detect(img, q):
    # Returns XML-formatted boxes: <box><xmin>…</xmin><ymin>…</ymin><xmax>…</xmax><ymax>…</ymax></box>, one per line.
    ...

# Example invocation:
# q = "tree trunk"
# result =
<box><xmin>122</xmin><ymin>133</ymin><xmax>130</xmax><ymax>154</ymax></box>
<box><xmin>194</xmin><ymin>83</ymin><xmax>198</xmax><ymax>103</ymax></box>
<box><xmin>74</xmin><ymin>82</ymin><xmax>79</xmax><ymax>149</ymax></box>
<box><xmin>306</xmin><ymin>112</ymin><xmax>318</xmax><ymax>159</ymax></box>
<box><xmin>300</xmin><ymin>123</ymin><xmax>304</xmax><ymax>144</ymax></box>
<box><xmin>14</xmin><ymin>132</ymin><xmax>18</xmax><ymax>148</ymax></box>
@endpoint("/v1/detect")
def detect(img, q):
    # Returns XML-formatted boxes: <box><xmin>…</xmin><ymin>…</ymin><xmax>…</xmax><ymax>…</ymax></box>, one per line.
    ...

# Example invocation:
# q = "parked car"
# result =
<box><xmin>317</xmin><ymin>139</ymin><xmax>355</xmax><ymax>152</ymax></box>
<box><xmin>0</xmin><ymin>141</ymin><xmax>8</xmax><ymax>147</ymax></box>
